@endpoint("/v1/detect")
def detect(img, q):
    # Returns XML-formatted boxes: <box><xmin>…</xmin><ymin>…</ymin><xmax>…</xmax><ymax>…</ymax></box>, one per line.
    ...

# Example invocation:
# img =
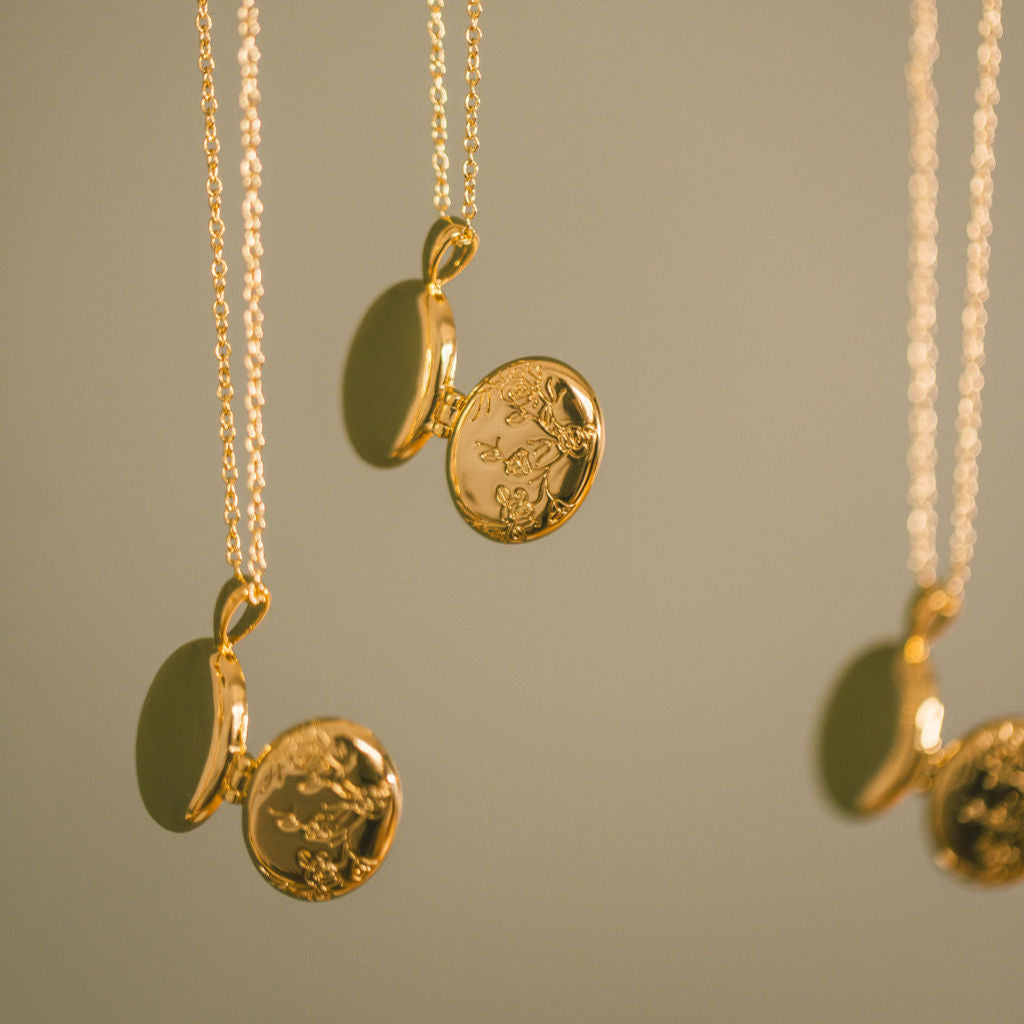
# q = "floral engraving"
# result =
<box><xmin>461</xmin><ymin>363</ymin><xmax>598</xmax><ymax>541</ymax></box>
<box><xmin>247</xmin><ymin>724</ymin><xmax>398</xmax><ymax>901</ymax></box>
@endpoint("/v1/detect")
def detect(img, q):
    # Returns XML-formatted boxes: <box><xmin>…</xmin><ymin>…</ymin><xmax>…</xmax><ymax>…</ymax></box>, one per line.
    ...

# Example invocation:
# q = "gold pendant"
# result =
<box><xmin>345</xmin><ymin>219</ymin><xmax>604</xmax><ymax>543</ymax></box>
<box><xmin>821</xmin><ymin>586</ymin><xmax>1024</xmax><ymax>884</ymax></box>
<box><xmin>136</xmin><ymin>579</ymin><xmax>401</xmax><ymax>901</ymax></box>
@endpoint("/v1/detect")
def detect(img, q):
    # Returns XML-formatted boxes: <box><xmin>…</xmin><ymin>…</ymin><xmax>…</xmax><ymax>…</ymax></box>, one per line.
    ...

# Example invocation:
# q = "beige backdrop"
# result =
<box><xmin>2</xmin><ymin>2</ymin><xmax>1023</xmax><ymax>1022</ymax></box>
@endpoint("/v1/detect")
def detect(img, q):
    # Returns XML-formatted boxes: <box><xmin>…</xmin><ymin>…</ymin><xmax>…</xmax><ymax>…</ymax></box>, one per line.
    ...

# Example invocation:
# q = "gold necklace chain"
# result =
<box><xmin>428</xmin><ymin>1</ymin><xmax>482</xmax><ymax>234</ymax></box>
<box><xmin>197</xmin><ymin>0</ymin><xmax>267</xmax><ymax>604</ymax></box>
<box><xmin>905</xmin><ymin>0</ymin><xmax>1002</xmax><ymax>603</ymax></box>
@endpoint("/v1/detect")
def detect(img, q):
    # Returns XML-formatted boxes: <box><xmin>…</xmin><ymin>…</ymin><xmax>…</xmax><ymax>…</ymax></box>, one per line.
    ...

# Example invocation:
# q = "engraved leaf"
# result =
<box><xmin>475</xmin><ymin>436</ymin><xmax>504</xmax><ymax>462</ymax></box>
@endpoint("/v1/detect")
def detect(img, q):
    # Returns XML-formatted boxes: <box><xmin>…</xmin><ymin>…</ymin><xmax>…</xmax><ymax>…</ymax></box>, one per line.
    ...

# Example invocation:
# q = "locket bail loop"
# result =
<box><xmin>214</xmin><ymin>575</ymin><xmax>270</xmax><ymax>649</ymax></box>
<box><xmin>423</xmin><ymin>217</ymin><xmax>478</xmax><ymax>293</ymax></box>
<box><xmin>906</xmin><ymin>583</ymin><xmax>960</xmax><ymax>646</ymax></box>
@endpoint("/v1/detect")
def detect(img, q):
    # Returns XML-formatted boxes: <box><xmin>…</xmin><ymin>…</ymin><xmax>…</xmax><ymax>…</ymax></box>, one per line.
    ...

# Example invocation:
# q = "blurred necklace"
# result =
<box><xmin>821</xmin><ymin>0</ymin><xmax>1020</xmax><ymax>886</ymax></box>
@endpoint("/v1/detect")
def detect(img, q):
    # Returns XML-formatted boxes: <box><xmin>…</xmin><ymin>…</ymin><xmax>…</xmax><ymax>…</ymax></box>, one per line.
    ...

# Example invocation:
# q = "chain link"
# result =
<box><xmin>196</xmin><ymin>0</ymin><xmax>268</xmax><ymax>603</ymax></box>
<box><xmin>239</xmin><ymin>0</ymin><xmax>267</xmax><ymax>601</ymax></box>
<box><xmin>428</xmin><ymin>1</ymin><xmax>481</xmax><ymax>235</ymax></box>
<box><xmin>428</xmin><ymin>2</ymin><xmax>450</xmax><ymax>217</ymax></box>
<box><xmin>197</xmin><ymin>1</ymin><xmax>243</xmax><ymax>580</ymax></box>
<box><xmin>462</xmin><ymin>2</ymin><xmax>482</xmax><ymax>227</ymax></box>
<box><xmin>905</xmin><ymin>0</ymin><xmax>1002</xmax><ymax>600</ymax></box>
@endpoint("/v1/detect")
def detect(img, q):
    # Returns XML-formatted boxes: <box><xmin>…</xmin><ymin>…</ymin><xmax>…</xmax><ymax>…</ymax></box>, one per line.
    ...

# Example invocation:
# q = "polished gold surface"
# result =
<box><xmin>819</xmin><ymin>585</ymin><xmax>954</xmax><ymax>815</ymax></box>
<box><xmin>931</xmin><ymin>719</ymin><xmax>1024</xmax><ymax>885</ymax></box>
<box><xmin>344</xmin><ymin>280</ymin><xmax>456</xmax><ymax>464</ymax></box>
<box><xmin>136</xmin><ymin>639</ymin><xmax>248</xmax><ymax>833</ymax></box>
<box><xmin>905</xmin><ymin>0</ymin><xmax>1003</xmax><ymax>598</ymax></box>
<box><xmin>137</xmin><ymin>578</ymin><xmax>255</xmax><ymax>833</ymax></box>
<box><xmin>820</xmin><ymin>643</ymin><xmax>941</xmax><ymax>815</ymax></box>
<box><xmin>448</xmin><ymin>358</ymin><xmax>603</xmax><ymax>542</ymax></box>
<box><xmin>242</xmin><ymin>719</ymin><xmax>401</xmax><ymax>901</ymax></box>
<box><xmin>214</xmin><ymin>573</ymin><xmax>270</xmax><ymax>648</ymax></box>
<box><xmin>820</xmin><ymin>588</ymin><xmax>951</xmax><ymax>816</ymax></box>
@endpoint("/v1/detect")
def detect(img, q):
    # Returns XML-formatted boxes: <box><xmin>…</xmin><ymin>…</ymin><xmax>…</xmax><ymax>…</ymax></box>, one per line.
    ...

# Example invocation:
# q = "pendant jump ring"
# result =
<box><xmin>423</xmin><ymin>218</ymin><xmax>478</xmax><ymax>292</ymax></box>
<box><xmin>214</xmin><ymin>575</ymin><xmax>270</xmax><ymax>649</ymax></box>
<box><xmin>906</xmin><ymin>583</ymin><xmax>960</xmax><ymax>643</ymax></box>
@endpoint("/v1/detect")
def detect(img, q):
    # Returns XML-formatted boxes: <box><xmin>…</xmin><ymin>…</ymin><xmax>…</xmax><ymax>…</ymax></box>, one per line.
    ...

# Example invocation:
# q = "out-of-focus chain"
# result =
<box><xmin>238</xmin><ymin>0</ymin><xmax>267</xmax><ymax>602</ymax></box>
<box><xmin>905</xmin><ymin>0</ymin><xmax>1002</xmax><ymax>602</ymax></box>
<box><xmin>196</xmin><ymin>0</ymin><xmax>269</xmax><ymax>604</ymax></box>
<box><xmin>428</xmin><ymin>1</ymin><xmax>482</xmax><ymax>236</ymax></box>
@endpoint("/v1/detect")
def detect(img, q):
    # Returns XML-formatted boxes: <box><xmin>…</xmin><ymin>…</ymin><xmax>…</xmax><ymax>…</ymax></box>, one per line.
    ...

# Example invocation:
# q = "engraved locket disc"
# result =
<box><xmin>244</xmin><ymin>719</ymin><xmax>401</xmax><ymax>900</ymax></box>
<box><xmin>447</xmin><ymin>357</ymin><xmax>602</xmax><ymax>541</ymax></box>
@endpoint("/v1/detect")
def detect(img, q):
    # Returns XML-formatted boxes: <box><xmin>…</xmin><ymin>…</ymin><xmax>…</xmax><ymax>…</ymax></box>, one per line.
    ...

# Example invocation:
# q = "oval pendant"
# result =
<box><xmin>243</xmin><ymin>719</ymin><xmax>401</xmax><ymax>901</ymax></box>
<box><xmin>447</xmin><ymin>357</ymin><xmax>602</xmax><ymax>542</ymax></box>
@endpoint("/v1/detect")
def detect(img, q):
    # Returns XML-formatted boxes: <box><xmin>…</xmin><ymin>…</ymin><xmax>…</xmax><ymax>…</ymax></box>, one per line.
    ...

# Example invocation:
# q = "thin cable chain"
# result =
<box><xmin>905</xmin><ymin>0</ymin><xmax>1002</xmax><ymax>601</ymax></box>
<box><xmin>428</xmin><ymin>2</ymin><xmax>450</xmax><ymax>216</ymax></box>
<box><xmin>239</xmin><ymin>0</ymin><xmax>267</xmax><ymax>601</ymax></box>
<box><xmin>428</xmin><ymin>1</ymin><xmax>481</xmax><ymax>234</ymax></box>
<box><xmin>462</xmin><ymin>2</ymin><xmax>482</xmax><ymax>227</ymax></box>
<box><xmin>195</xmin><ymin>0</ymin><xmax>268</xmax><ymax>604</ymax></box>
<box><xmin>197</xmin><ymin>1</ymin><xmax>243</xmax><ymax>581</ymax></box>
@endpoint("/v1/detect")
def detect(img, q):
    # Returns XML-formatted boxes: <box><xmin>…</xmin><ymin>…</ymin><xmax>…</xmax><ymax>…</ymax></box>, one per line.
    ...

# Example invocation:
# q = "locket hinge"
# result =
<box><xmin>430</xmin><ymin>387</ymin><xmax>466</xmax><ymax>439</ymax></box>
<box><xmin>223</xmin><ymin>752</ymin><xmax>255</xmax><ymax>805</ymax></box>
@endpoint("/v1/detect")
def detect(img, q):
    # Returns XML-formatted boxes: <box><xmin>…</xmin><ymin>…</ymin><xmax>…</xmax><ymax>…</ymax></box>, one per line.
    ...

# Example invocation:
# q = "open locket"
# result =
<box><xmin>136</xmin><ymin>578</ymin><xmax>401</xmax><ymax>901</ymax></box>
<box><xmin>820</xmin><ymin>586</ymin><xmax>1024</xmax><ymax>884</ymax></box>
<box><xmin>344</xmin><ymin>219</ymin><xmax>604</xmax><ymax>543</ymax></box>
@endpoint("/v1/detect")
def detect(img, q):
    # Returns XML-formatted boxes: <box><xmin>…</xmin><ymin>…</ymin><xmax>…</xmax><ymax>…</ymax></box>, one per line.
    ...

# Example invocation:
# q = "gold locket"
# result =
<box><xmin>136</xmin><ymin>579</ymin><xmax>401</xmax><ymax>901</ymax></box>
<box><xmin>821</xmin><ymin>587</ymin><xmax>1024</xmax><ymax>885</ymax></box>
<box><xmin>345</xmin><ymin>219</ymin><xmax>604</xmax><ymax>543</ymax></box>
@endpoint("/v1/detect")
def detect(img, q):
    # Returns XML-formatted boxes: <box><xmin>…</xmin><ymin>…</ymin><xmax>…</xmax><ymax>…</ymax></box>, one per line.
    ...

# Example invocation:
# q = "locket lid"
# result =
<box><xmin>343</xmin><ymin>220</ymin><xmax>471</xmax><ymax>465</ymax></box>
<box><xmin>136</xmin><ymin>638</ymin><xmax>249</xmax><ymax>832</ymax></box>
<box><xmin>821</xmin><ymin>639</ymin><xmax>943</xmax><ymax>815</ymax></box>
<box><xmin>136</xmin><ymin>579</ymin><xmax>262</xmax><ymax>832</ymax></box>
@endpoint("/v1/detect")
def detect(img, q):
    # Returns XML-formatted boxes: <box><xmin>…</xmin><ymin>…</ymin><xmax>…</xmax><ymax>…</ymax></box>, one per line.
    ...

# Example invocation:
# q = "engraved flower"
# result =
<box><xmin>546</xmin><ymin>496</ymin><xmax>577</xmax><ymax>526</ymax></box>
<box><xmin>476</xmin><ymin>436</ymin><xmax>536</xmax><ymax>477</ymax></box>
<box><xmin>348</xmin><ymin>853</ymin><xmax>380</xmax><ymax>884</ymax></box>
<box><xmin>287</xmin><ymin>732</ymin><xmax>334</xmax><ymax>775</ymax></box>
<box><xmin>496</xmin><ymin>484</ymin><xmax>537</xmax><ymax>539</ymax></box>
<box><xmin>503</xmin><ymin>447</ymin><xmax>534</xmax><ymax>477</ymax></box>
<box><xmin>498</xmin><ymin>364</ymin><xmax>544</xmax><ymax>409</ymax></box>
<box><xmin>297</xmin><ymin>848</ymin><xmax>342</xmax><ymax>896</ymax></box>
<box><xmin>555</xmin><ymin>423</ymin><xmax>594</xmax><ymax>459</ymax></box>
